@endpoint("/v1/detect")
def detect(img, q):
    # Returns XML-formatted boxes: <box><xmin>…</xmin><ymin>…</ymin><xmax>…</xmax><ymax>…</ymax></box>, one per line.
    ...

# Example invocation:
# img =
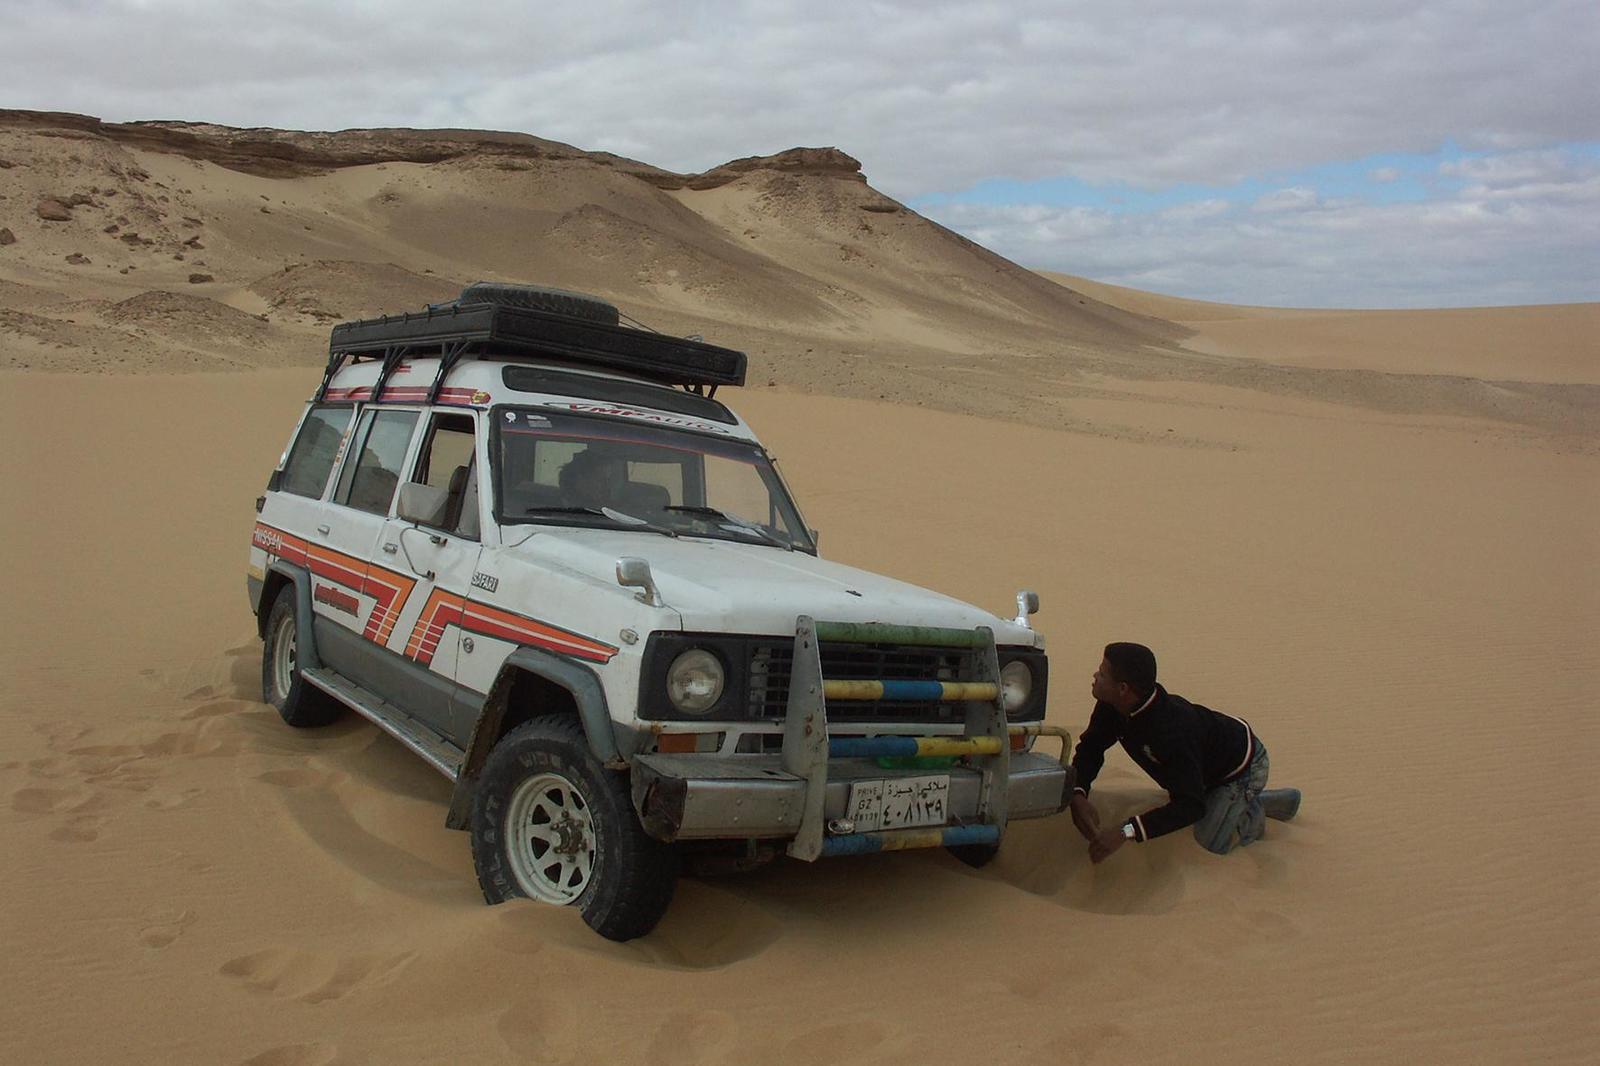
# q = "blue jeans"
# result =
<box><xmin>1192</xmin><ymin>743</ymin><xmax>1269</xmax><ymax>854</ymax></box>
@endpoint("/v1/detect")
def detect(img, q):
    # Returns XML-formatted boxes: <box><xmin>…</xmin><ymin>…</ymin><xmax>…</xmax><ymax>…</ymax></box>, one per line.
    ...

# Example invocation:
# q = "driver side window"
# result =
<box><xmin>412</xmin><ymin>412</ymin><xmax>480</xmax><ymax>538</ymax></box>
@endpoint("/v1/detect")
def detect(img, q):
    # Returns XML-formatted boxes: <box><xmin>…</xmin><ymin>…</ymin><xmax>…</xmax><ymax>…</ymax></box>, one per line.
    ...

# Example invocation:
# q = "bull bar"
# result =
<box><xmin>630</xmin><ymin>616</ymin><xmax>1076</xmax><ymax>858</ymax></box>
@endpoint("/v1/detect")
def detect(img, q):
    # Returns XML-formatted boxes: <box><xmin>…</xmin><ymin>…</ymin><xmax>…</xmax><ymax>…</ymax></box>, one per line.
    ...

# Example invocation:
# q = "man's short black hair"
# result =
<box><xmin>1103</xmin><ymin>642</ymin><xmax>1157</xmax><ymax>697</ymax></box>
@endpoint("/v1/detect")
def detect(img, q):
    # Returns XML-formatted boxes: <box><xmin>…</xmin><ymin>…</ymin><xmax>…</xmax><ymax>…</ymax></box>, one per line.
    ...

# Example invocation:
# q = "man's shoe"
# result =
<box><xmin>1260</xmin><ymin>788</ymin><xmax>1302</xmax><ymax>821</ymax></box>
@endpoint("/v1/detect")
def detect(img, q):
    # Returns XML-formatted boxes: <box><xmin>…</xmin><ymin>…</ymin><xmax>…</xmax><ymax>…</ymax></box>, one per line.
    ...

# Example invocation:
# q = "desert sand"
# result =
<box><xmin>2</xmin><ymin>111</ymin><xmax>1597</xmax><ymax>1065</ymax></box>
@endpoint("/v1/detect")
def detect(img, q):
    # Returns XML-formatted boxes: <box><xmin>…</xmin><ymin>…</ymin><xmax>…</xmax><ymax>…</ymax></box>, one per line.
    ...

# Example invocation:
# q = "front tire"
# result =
<box><xmin>470</xmin><ymin>716</ymin><xmax>678</xmax><ymax>941</ymax></box>
<box><xmin>261</xmin><ymin>586</ymin><xmax>342</xmax><ymax>728</ymax></box>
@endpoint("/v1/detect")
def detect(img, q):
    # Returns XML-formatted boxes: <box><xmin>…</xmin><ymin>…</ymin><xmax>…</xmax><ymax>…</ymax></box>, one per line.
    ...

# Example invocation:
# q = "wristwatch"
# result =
<box><xmin>1121</xmin><ymin>822</ymin><xmax>1137</xmax><ymax>841</ymax></box>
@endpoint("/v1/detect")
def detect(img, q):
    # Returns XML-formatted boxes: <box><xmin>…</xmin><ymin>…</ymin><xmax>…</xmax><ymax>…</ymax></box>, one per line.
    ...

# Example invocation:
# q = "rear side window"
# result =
<box><xmin>280</xmin><ymin>405</ymin><xmax>353</xmax><ymax>499</ymax></box>
<box><xmin>338</xmin><ymin>409</ymin><xmax>420</xmax><ymax>515</ymax></box>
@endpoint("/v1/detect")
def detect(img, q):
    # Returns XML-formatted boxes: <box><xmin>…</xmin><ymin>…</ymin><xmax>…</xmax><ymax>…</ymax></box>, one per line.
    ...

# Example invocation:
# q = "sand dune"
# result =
<box><xmin>2</xmin><ymin>371</ymin><xmax>1595</xmax><ymax>1065</ymax></box>
<box><xmin>2</xmin><ymin>112</ymin><xmax>1598</xmax><ymax>1064</ymax></box>
<box><xmin>1045</xmin><ymin>272</ymin><xmax>1600</xmax><ymax>385</ymax></box>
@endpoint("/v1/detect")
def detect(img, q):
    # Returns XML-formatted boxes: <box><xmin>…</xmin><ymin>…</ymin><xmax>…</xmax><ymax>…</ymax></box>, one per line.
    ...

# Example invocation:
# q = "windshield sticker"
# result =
<box><xmin>504</xmin><ymin>411</ymin><xmax>552</xmax><ymax>429</ymax></box>
<box><xmin>551</xmin><ymin>402</ymin><xmax>734</xmax><ymax>435</ymax></box>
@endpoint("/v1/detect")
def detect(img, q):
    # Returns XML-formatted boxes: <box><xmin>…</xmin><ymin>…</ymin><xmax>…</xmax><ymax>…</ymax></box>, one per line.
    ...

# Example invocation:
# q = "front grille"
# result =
<box><xmin>748</xmin><ymin>641</ymin><xmax>970</xmax><ymax>723</ymax></box>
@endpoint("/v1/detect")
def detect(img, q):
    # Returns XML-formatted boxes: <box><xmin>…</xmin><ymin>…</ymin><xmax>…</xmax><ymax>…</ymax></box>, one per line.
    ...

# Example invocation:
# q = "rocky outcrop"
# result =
<box><xmin>683</xmin><ymin>147</ymin><xmax>868</xmax><ymax>191</ymax></box>
<box><xmin>0</xmin><ymin>109</ymin><xmax>685</xmax><ymax>183</ymax></box>
<box><xmin>0</xmin><ymin>110</ymin><xmax>886</xmax><ymax>201</ymax></box>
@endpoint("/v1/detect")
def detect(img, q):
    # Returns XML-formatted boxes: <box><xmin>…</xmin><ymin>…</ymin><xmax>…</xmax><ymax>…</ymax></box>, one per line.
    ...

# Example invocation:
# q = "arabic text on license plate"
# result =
<box><xmin>845</xmin><ymin>774</ymin><xmax>949</xmax><ymax>833</ymax></box>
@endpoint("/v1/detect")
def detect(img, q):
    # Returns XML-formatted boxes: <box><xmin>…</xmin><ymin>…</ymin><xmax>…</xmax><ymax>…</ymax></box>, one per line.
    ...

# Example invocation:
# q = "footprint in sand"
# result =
<box><xmin>35</xmin><ymin>722</ymin><xmax>93</xmax><ymax>749</ymax></box>
<box><xmin>493</xmin><ymin>880</ymin><xmax>783</xmax><ymax>971</ymax></box>
<box><xmin>495</xmin><ymin>995</ymin><xmax>567</xmax><ymax>1060</ymax></box>
<box><xmin>255</xmin><ymin>767</ymin><xmax>343</xmax><ymax>790</ymax></box>
<box><xmin>144</xmin><ymin>787</ymin><xmax>205</xmax><ymax>811</ymax></box>
<box><xmin>139</xmin><ymin>727</ymin><xmax>241</xmax><ymax>759</ymax></box>
<box><xmin>219</xmin><ymin>947</ymin><xmax>415</xmax><ymax>1004</ymax></box>
<box><xmin>139</xmin><ymin>908</ymin><xmax>196</xmax><ymax>949</ymax></box>
<box><xmin>26</xmin><ymin>757</ymin><xmax>68</xmax><ymax>779</ymax></box>
<box><xmin>780</xmin><ymin>1019</ymin><xmax>892</xmax><ymax>1065</ymax></box>
<box><xmin>50</xmin><ymin>814</ymin><xmax>107</xmax><ymax>843</ymax></box>
<box><xmin>14</xmin><ymin>781</ymin><xmax>118</xmax><ymax>843</ymax></box>
<box><xmin>645</xmin><ymin>1008</ymin><xmax>740</xmax><ymax>1065</ymax></box>
<box><xmin>14</xmin><ymin>785</ymin><xmax>113</xmax><ymax>843</ymax></box>
<box><xmin>183</xmin><ymin>698</ymin><xmax>248</xmax><ymax>721</ymax></box>
<box><xmin>11</xmin><ymin>786</ymin><xmax>89</xmax><ymax>814</ymax></box>
<box><xmin>238</xmin><ymin>1044</ymin><xmax>337</xmax><ymax>1066</ymax></box>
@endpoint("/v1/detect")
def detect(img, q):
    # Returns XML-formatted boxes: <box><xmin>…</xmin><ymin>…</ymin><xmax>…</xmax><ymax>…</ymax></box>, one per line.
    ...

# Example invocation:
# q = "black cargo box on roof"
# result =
<box><xmin>321</xmin><ymin>298</ymin><xmax>747</xmax><ymax>401</ymax></box>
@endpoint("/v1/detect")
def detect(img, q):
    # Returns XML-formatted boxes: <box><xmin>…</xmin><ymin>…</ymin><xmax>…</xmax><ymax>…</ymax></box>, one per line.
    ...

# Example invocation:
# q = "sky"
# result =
<box><xmin>3</xmin><ymin>0</ymin><xmax>1597</xmax><ymax>308</ymax></box>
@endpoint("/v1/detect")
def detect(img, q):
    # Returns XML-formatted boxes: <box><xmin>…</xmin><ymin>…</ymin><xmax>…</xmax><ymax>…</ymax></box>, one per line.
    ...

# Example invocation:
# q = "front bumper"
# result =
<box><xmin>631</xmin><ymin>751</ymin><xmax>1075</xmax><ymax>842</ymax></box>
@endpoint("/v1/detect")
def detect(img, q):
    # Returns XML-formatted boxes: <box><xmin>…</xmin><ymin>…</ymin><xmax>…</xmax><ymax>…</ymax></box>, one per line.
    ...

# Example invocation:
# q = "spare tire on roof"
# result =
<box><xmin>457</xmin><ymin>282</ymin><xmax>620</xmax><ymax>326</ymax></box>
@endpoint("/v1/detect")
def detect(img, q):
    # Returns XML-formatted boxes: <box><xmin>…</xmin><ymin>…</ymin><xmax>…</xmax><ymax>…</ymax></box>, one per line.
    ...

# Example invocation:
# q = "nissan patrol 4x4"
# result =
<box><xmin>247</xmin><ymin>282</ymin><xmax>1073</xmax><ymax>940</ymax></box>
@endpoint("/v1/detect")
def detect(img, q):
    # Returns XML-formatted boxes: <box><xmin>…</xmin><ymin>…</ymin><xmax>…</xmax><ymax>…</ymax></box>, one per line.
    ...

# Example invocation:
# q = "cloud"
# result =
<box><xmin>925</xmin><ymin>147</ymin><xmax>1600</xmax><ymax>307</ymax></box>
<box><xmin>1252</xmin><ymin>187</ymin><xmax>1321</xmax><ymax>213</ymax></box>
<box><xmin>2</xmin><ymin>1</ymin><xmax>1594</xmax><ymax>304</ymax></box>
<box><xmin>1</xmin><ymin>1</ymin><xmax>1595</xmax><ymax>200</ymax></box>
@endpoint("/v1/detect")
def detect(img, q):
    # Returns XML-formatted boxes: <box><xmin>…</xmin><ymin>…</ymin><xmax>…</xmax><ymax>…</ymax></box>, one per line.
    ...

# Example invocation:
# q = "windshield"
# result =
<box><xmin>493</xmin><ymin>408</ymin><xmax>815</xmax><ymax>551</ymax></box>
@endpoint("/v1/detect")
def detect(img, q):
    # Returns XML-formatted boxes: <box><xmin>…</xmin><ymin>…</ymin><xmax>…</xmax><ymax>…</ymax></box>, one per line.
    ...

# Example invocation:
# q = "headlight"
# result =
<box><xmin>666</xmin><ymin>649</ymin><xmax>725</xmax><ymax>715</ymax></box>
<box><xmin>1000</xmin><ymin>659</ymin><xmax>1033</xmax><ymax>716</ymax></box>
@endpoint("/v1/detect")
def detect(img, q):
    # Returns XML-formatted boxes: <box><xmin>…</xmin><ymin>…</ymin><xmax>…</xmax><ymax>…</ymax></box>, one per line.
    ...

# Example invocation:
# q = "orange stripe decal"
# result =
<box><xmin>258</xmin><ymin>523</ymin><xmax>616</xmax><ymax>667</ymax></box>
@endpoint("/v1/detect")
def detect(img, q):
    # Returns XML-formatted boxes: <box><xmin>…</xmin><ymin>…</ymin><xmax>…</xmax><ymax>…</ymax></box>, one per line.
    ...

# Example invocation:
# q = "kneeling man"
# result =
<box><xmin>1070</xmin><ymin>642</ymin><xmax>1301</xmax><ymax>863</ymax></box>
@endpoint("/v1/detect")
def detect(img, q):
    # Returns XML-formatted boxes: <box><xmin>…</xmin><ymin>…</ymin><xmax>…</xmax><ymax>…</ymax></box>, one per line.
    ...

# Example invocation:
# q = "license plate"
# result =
<box><xmin>845</xmin><ymin>774</ymin><xmax>950</xmax><ymax>833</ymax></box>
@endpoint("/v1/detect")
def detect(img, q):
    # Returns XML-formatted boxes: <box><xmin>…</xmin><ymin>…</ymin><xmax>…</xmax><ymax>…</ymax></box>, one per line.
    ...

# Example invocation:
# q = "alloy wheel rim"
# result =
<box><xmin>505</xmin><ymin>772</ymin><xmax>596</xmax><ymax>904</ymax></box>
<box><xmin>272</xmin><ymin>614</ymin><xmax>297</xmax><ymax>700</ymax></box>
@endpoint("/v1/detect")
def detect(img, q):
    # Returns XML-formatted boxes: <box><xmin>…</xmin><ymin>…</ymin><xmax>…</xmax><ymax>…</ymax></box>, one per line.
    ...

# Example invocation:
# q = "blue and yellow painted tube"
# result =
<box><xmin>820</xmin><ymin>823</ymin><xmax>1000</xmax><ymax>857</ymax></box>
<box><xmin>828</xmin><ymin>735</ymin><xmax>1003</xmax><ymax>759</ymax></box>
<box><xmin>822</xmin><ymin>679</ymin><xmax>998</xmax><ymax>702</ymax></box>
<box><xmin>812</xmin><ymin>621</ymin><xmax>991</xmax><ymax>648</ymax></box>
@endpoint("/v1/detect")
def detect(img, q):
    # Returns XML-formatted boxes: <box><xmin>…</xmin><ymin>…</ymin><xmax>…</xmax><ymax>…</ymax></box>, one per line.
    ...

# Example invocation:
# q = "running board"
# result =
<box><xmin>301</xmin><ymin>667</ymin><xmax>464</xmax><ymax>780</ymax></box>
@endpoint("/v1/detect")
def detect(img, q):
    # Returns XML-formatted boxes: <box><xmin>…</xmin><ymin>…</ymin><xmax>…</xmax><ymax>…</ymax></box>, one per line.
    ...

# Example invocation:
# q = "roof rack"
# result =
<box><xmin>316</xmin><ymin>299</ymin><xmax>747</xmax><ymax>402</ymax></box>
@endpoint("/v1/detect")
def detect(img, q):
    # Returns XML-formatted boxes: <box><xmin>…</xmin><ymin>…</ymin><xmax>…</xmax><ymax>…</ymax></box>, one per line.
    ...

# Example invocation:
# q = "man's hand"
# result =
<box><xmin>1069</xmin><ymin>792</ymin><xmax>1100</xmax><ymax>842</ymax></box>
<box><xmin>1089</xmin><ymin>825</ymin><xmax>1127</xmax><ymax>864</ymax></box>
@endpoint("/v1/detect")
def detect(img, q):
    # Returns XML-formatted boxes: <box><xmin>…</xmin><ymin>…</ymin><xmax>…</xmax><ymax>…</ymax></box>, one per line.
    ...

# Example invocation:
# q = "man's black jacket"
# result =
<box><xmin>1071</xmin><ymin>685</ymin><xmax>1256</xmax><ymax>841</ymax></box>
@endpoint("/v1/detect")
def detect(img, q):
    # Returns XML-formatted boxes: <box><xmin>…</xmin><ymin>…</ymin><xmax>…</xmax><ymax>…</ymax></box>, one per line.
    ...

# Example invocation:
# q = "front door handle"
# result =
<box><xmin>382</xmin><ymin>542</ymin><xmax>398</xmax><ymax>554</ymax></box>
<box><xmin>316</xmin><ymin>524</ymin><xmax>330</xmax><ymax>535</ymax></box>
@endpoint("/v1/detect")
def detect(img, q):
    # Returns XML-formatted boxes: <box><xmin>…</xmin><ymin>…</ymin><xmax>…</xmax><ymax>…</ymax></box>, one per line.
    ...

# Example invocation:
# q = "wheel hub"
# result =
<box><xmin>504</xmin><ymin>772</ymin><xmax>597</xmax><ymax>905</ymax></box>
<box><xmin>553</xmin><ymin>815</ymin><xmax>588</xmax><ymax>856</ymax></box>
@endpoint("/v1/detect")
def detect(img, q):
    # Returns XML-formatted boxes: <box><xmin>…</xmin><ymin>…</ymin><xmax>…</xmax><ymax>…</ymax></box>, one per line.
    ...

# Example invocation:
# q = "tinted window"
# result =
<box><xmin>281</xmin><ymin>405</ymin><xmax>353</xmax><ymax>499</ymax></box>
<box><xmin>339</xmin><ymin>409</ymin><xmax>419</xmax><ymax>515</ymax></box>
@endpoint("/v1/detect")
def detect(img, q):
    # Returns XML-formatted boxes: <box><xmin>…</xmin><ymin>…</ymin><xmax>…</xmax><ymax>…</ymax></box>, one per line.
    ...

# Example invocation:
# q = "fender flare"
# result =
<box><xmin>265</xmin><ymin>561</ymin><xmax>321</xmax><ymax>672</ymax></box>
<box><xmin>445</xmin><ymin>647</ymin><xmax>620</xmax><ymax>829</ymax></box>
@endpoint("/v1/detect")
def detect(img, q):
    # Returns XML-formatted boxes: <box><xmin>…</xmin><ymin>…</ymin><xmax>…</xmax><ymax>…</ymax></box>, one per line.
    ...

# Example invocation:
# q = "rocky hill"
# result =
<box><xmin>2</xmin><ymin>109</ymin><xmax>1588</xmax><ymax>435</ymax></box>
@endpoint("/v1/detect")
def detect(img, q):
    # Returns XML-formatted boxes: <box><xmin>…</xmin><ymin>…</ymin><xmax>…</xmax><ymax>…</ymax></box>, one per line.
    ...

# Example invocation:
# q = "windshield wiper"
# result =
<box><xmin>663</xmin><ymin>505</ymin><xmax>792</xmax><ymax>549</ymax></box>
<box><xmin>522</xmin><ymin>505</ymin><xmax>676</xmax><ymax>537</ymax></box>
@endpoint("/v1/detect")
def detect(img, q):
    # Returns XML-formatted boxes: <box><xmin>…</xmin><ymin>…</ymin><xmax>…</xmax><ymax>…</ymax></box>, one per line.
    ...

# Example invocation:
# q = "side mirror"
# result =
<box><xmin>616</xmin><ymin>556</ymin><xmax>664</xmax><ymax>607</ymax></box>
<box><xmin>808</xmin><ymin>528</ymin><xmax>821</xmax><ymax>552</ymax></box>
<box><xmin>1013</xmin><ymin>589</ymin><xmax>1040</xmax><ymax>628</ymax></box>
<box><xmin>397</xmin><ymin>481</ymin><xmax>449</xmax><ymax>528</ymax></box>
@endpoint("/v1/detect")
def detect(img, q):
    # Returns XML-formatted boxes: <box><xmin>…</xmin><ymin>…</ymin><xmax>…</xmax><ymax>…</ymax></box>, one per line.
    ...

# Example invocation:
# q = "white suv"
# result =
<box><xmin>248</xmin><ymin>283</ymin><xmax>1072</xmax><ymax>940</ymax></box>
